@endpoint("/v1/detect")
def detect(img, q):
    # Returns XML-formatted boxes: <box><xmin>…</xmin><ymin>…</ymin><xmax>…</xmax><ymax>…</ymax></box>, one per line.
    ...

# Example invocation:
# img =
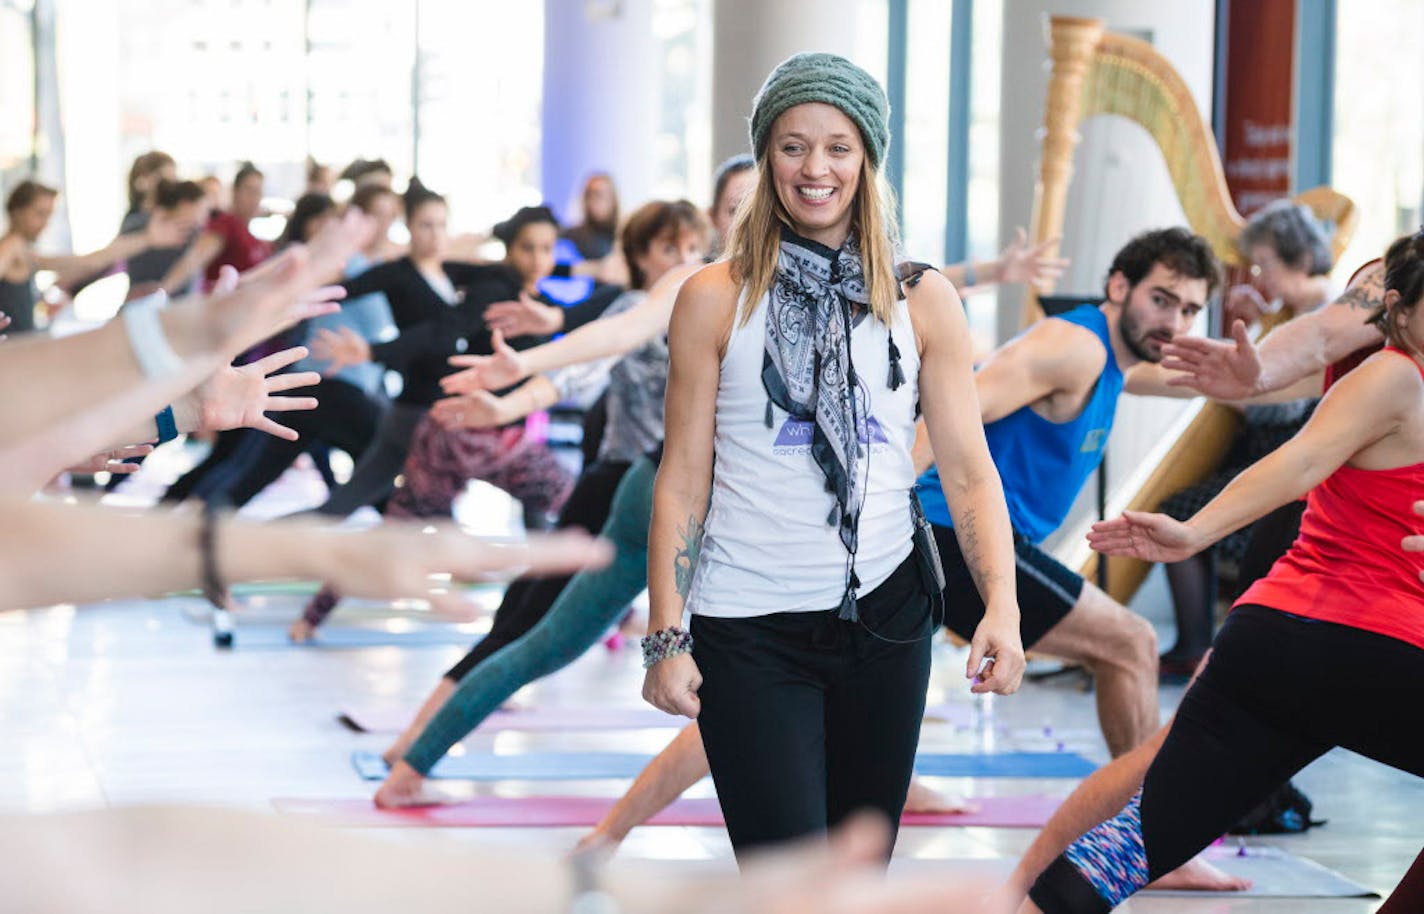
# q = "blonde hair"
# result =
<box><xmin>723</xmin><ymin>152</ymin><xmax>901</xmax><ymax>326</ymax></box>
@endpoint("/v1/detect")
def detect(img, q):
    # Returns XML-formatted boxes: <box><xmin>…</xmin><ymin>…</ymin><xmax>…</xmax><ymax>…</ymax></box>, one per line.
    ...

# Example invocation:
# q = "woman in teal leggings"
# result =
<box><xmin>374</xmin><ymin>450</ymin><xmax>658</xmax><ymax>806</ymax></box>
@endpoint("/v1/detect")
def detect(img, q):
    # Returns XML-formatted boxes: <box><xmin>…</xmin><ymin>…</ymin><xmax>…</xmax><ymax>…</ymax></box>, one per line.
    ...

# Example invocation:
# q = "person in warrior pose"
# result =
<box><xmin>1015</xmin><ymin>231</ymin><xmax>1424</xmax><ymax>912</ymax></box>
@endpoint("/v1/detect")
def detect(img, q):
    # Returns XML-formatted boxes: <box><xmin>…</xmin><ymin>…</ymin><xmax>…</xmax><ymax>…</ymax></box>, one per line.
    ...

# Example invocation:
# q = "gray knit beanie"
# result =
<box><xmin>749</xmin><ymin>52</ymin><xmax>890</xmax><ymax>169</ymax></box>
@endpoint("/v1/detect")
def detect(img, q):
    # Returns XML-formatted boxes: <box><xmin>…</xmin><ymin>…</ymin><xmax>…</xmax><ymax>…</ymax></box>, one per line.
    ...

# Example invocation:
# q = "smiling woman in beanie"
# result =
<box><xmin>640</xmin><ymin>52</ymin><xmax>1025</xmax><ymax>860</ymax></box>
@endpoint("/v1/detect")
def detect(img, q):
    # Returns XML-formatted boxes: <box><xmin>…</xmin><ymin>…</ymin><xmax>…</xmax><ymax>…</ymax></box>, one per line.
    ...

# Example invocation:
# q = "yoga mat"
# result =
<box><xmin>351</xmin><ymin>749</ymin><xmax>1096</xmax><ymax>781</ymax></box>
<box><xmin>214</xmin><ymin>625</ymin><xmax>484</xmax><ymax>651</ymax></box>
<box><xmin>342</xmin><ymin>702</ymin><xmax>975</xmax><ymax>736</ymax></box>
<box><xmin>272</xmin><ymin>793</ymin><xmax>1061</xmax><ymax>829</ymax></box>
<box><xmin>338</xmin><ymin>705</ymin><xmax>686</xmax><ymax>735</ymax></box>
<box><xmin>1142</xmin><ymin>844</ymin><xmax>1378</xmax><ymax>899</ymax></box>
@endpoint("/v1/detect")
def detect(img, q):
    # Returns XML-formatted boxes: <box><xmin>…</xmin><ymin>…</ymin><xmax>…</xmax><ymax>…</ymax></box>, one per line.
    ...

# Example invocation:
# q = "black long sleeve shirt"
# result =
<box><xmin>340</xmin><ymin>257</ymin><xmax>621</xmax><ymax>407</ymax></box>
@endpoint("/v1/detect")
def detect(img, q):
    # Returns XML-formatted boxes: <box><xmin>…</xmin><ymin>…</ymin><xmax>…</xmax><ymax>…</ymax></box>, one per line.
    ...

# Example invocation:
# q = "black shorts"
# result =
<box><xmin>932</xmin><ymin>522</ymin><xmax>1084</xmax><ymax>649</ymax></box>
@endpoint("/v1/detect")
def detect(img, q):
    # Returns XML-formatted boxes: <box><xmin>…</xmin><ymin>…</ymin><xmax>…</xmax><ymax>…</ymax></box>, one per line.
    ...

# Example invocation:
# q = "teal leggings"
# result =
<box><xmin>404</xmin><ymin>455</ymin><xmax>656</xmax><ymax>773</ymax></box>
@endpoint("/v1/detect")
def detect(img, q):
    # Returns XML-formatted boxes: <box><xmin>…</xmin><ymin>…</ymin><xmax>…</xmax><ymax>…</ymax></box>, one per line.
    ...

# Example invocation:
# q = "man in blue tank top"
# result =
<box><xmin>915</xmin><ymin>227</ymin><xmax>1219</xmax><ymax>758</ymax></box>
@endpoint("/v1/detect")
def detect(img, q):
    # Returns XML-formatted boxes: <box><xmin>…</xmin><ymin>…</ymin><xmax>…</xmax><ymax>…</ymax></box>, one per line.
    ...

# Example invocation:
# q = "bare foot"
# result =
<box><xmin>1146</xmin><ymin>854</ymin><xmax>1253</xmax><ymax>892</ymax></box>
<box><xmin>373</xmin><ymin>761</ymin><xmax>449</xmax><ymax>809</ymax></box>
<box><xmin>904</xmin><ymin>778</ymin><xmax>979</xmax><ymax>814</ymax></box>
<box><xmin>288</xmin><ymin>618</ymin><xmax>316</xmax><ymax>644</ymax></box>
<box><xmin>573</xmin><ymin>827</ymin><xmax>620</xmax><ymax>855</ymax></box>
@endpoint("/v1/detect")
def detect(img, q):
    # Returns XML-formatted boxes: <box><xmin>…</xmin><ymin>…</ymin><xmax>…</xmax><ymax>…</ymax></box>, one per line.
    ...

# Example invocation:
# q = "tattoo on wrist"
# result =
<box><xmin>673</xmin><ymin>514</ymin><xmax>705</xmax><ymax>601</ymax></box>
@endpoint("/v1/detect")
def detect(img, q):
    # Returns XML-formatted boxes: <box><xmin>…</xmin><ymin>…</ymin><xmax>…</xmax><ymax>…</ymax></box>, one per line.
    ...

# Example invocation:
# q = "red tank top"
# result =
<box><xmin>1237</xmin><ymin>348</ymin><xmax>1424</xmax><ymax>649</ymax></box>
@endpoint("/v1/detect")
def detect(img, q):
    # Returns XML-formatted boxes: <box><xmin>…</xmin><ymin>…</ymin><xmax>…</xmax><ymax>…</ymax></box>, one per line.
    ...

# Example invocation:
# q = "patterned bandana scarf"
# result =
<box><xmin>761</xmin><ymin>227</ymin><xmax>883</xmax><ymax>619</ymax></box>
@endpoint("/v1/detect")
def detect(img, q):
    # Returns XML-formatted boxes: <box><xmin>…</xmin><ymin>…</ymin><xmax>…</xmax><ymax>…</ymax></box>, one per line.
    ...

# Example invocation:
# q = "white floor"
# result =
<box><xmin>7</xmin><ymin>452</ymin><xmax>1420</xmax><ymax>911</ymax></box>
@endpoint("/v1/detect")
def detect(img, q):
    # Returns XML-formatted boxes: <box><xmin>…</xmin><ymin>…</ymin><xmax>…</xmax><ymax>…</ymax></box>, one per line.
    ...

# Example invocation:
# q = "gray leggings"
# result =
<box><xmin>315</xmin><ymin>402</ymin><xmax>426</xmax><ymax>517</ymax></box>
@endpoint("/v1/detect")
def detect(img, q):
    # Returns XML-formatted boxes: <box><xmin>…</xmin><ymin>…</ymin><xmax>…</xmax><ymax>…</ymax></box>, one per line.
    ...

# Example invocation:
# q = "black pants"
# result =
<box><xmin>444</xmin><ymin>458</ymin><xmax>631</xmax><ymax>681</ymax></box>
<box><xmin>1030</xmin><ymin>604</ymin><xmax>1424</xmax><ymax>913</ymax></box>
<box><xmin>692</xmin><ymin>554</ymin><xmax>933</xmax><ymax>861</ymax></box>
<box><xmin>219</xmin><ymin>379</ymin><xmax>385</xmax><ymax>507</ymax></box>
<box><xmin>315</xmin><ymin>401</ymin><xmax>426</xmax><ymax>517</ymax></box>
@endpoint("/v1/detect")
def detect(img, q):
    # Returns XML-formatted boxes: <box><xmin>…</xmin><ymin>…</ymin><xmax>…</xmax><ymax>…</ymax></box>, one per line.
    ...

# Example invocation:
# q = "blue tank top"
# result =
<box><xmin>916</xmin><ymin>304</ymin><xmax>1123</xmax><ymax>543</ymax></box>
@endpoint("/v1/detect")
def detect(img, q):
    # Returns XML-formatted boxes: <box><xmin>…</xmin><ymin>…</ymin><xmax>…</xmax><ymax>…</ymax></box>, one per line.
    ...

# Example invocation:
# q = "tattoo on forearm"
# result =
<box><xmin>674</xmin><ymin>515</ymin><xmax>705</xmax><ymax>601</ymax></box>
<box><xmin>959</xmin><ymin>504</ymin><xmax>1010</xmax><ymax>600</ymax></box>
<box><xmin>1337</xmin><ymin>264</ymin><xmax>1385</xmax><ymax>312</ymax></box>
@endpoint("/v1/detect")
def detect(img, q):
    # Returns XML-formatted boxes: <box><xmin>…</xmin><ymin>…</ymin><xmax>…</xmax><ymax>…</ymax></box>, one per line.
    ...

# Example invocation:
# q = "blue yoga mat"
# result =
<box><xmin>352</xmin><ymin>749</ymin><xmax>1095</xmax><ymax>781</ymax></box>
<box><xmin>219</xmin><ymin>626</ymin><xmax>483</xmax><ymax>650</ymax></box>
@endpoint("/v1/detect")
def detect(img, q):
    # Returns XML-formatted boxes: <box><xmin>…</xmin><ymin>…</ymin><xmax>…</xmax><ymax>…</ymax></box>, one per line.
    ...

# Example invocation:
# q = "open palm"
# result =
<box><xmin>1087</xmin><ymin>510</ymin><xmax>1202</xmax><ymax>563</ymax></box>
<box><xmin>194</xmin><ymin>347</ymin><xmax>320</xmax><ymax>441</ymax></box>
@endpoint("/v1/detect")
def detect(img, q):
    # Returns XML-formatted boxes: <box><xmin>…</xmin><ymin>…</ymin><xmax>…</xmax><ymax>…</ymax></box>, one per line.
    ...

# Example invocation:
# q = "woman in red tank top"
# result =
<box><xmin>1025</xmin><ymin>232</ymin><xmax>1424</xmax><ymax>914</ymax></box>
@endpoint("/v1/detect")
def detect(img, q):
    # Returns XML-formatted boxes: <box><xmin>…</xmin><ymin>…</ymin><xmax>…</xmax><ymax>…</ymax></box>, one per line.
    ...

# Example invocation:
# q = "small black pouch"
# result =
<box><xmin>910</xmin><ymin>490</ymin><xmax>946</xmax><ymax>596</ymax></box>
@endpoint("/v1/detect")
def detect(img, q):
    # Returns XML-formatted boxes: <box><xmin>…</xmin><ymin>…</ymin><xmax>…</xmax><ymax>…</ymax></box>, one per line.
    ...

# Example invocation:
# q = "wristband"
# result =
<box><xmin>199</xmin><ymin>501</ymin><xmax>228</xmax><ymax>609</ymax></box>
<box><xmin>121</xmin><ymin>291</ymin><xmax>183</xmax><ymax>378</ymax></box>
<box><xmin>640</xmin><ymin>626</ymin><xmax>693</xmax><ymax>669</ymax></box>
<box><xmin>154</xmin><ymin>405</ymin><xmax>178</xmax><ymax>444</ymax></box>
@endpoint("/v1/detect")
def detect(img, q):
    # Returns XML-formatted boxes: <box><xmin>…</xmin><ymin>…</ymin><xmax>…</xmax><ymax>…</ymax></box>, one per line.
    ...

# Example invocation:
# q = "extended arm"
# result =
<box><xmin>641</xmin><ymin>267</ymin><xmax>731</xmax><ymax>719</ymax></box>
<box><xmin>1162</xmin><ymin>261</ymin><xmax>1386</xmax><ymax>398</ymax></box>
<box><xmin>910</xmin><ymin>271</ymin><xmax>1024</xmax><ymax>694</ymax></box>
<box><xmin>442</xmin><ymin>262</ymin><xmax>702</xmax><ymax>394</ymax></box>
<box><xmin>1090</xmin><ymin>353</ymin><xmax>1407</xmax><ymax>564</ymax></box>
<box><xmin>157</xmin><ymin>230</ymin><xmax>224</xmax><ymax>296</ymax></box>
<box><xmin>0</xmin><ymin>499</ymin><xmax>609</xmax><ymax>612</ymax></box>
<box><xmin>941</xmin><ymin>228</ymin><xmax>1068</xmax><ymax>293</ymax></box>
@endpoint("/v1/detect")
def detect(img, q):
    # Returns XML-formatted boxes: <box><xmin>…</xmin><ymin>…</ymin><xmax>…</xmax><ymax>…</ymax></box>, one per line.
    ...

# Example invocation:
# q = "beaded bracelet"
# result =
<box><xmin>641</xmin><ymin>627</ymin><xmax>693</xmax><ymax>669</ymax></box>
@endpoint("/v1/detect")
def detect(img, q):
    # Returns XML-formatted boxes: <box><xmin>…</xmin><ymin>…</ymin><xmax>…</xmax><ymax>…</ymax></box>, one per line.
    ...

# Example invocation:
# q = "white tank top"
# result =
<box><xmin>687</xmin><ymin>292</ymin><xmax>921</xmax><ymax>618</ymax></box>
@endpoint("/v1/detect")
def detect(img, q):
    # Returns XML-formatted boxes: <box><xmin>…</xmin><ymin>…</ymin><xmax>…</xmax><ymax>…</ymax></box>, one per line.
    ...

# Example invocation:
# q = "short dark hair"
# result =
<box><xmin>341</xmin><ymin>158</ymin><xmax>393</xmax><ymax>183</ymax></box>
<box><xmin>1240</xmin><ymin>199</ymin><xmax>1334</xmax><ymax>276</ymax></box>
<box><xmin>5</xmin><ymin>179</ymin><xmax>58</xmax><ymax>216</ymax></box>
<box><xmin>1373</xmin><ymin>230</ymin><xmax>1424</xmax><ymax>351</ymax></box>
<box><xmin>493</xmin><ymin>205</ymin><xmax>560</xmax><ymax>247</ymax></box>
<box><xmin>152</xmin><ymin>179</ymin><xmax>206</xmax><ymax>211</ymax></box>
<box><xmin>277</xmin><ymin>192</ymin><xmax>336</xmax><ymax>248</ymax></box>
<box><xmin>349</xmin><ymin>183</ymin><xmax>400</xmax><ymax>216</ymax></box>
<box><xmin>233</xmin><ymin>161</ymin><xmax>263</xmax><ymax>189</ymax></box>
<box><xmin>1105</xmin><ymin>227</ymin><xmax>1222</xmax><ymax>300</ymax></box>
<box><xmin>711</xmin><ymin>154</ymin><xmax>756</xmax><ymax>211</ymax></box>
<box><xmin>621</xmin><ymin>200</ymin><xmax>710</xmax><ymax>289</ymax></box>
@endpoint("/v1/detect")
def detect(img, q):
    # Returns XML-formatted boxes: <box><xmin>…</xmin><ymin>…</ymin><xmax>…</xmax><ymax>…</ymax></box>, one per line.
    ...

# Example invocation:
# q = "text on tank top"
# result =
<box><xmin>687</xmin><ymin>294</ymin><xmax>921</xmax><ymax>619</ymax></box>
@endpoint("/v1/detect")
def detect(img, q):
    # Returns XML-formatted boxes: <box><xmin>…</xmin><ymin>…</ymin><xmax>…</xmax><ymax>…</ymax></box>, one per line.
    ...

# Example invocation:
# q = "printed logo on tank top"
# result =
<box><xmin>1080</xmin><ymin>428</ymin><xmax>1109</xmax><ymax>454</ymax></box>
<box><xmin>771</xmin><ymin>377</ymin><xmax>891</xmax><ymax>457</ymax></box>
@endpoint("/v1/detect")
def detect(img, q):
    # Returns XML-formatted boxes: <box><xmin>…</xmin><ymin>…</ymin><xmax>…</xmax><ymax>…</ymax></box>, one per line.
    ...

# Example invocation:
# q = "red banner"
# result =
<box><xmin>1221</xmin><ymin>0</ymin><xmax>1297</xmax><ymax>215</ymax></box>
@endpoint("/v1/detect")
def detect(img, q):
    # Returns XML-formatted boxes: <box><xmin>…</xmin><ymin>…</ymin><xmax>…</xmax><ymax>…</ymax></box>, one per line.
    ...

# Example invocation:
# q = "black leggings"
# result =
<box><xmin>443</xmin><ymin>458</ymin><xmax>630</xmax><ymax>681</ymax></box>
<box><xmin>692</xmin><ymin>554</ymin><xmax>933</xmax><ymax>861</ymax></box>
<box><xmin>220</xmin><ymin>378</ymin><xmax>384</xmax><ymax>508</ymax></box>
<box><xmin>1030</xmin><ymin>604</ymin><xmax>1424</xmax><ymax>913</ymax></box>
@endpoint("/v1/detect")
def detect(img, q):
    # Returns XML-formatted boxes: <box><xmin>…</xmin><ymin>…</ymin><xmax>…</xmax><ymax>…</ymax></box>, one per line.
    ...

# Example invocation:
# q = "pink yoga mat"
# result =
<box><xmin>271</xmin><ymin>794</ymin><xmax>1060</xmax><ymax>829</ymax></box>
<box><xmin>338</xmin><ymin>702</ymin><xmax>973</xmax><ymax>735</ymax></box>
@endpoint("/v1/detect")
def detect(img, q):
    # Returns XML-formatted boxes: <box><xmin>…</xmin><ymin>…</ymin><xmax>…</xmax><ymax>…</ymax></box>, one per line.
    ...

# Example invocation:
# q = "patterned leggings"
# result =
<box><xmin>1030</xmin><ymin>605</ymin><xmax>1424</xmax><ymax>912</ymax></box>
<box><xmin>300</xmin><ymin>416</ymin><xmax>573</xmax><ymax>628</ymax></box>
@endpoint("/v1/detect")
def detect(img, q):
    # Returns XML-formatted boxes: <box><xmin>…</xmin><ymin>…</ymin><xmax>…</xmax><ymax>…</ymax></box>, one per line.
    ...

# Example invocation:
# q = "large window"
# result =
<box><xmin>1331</xmin><ymin>0</ymin><xmax>1423</xmax><ymax>276</ymax></box>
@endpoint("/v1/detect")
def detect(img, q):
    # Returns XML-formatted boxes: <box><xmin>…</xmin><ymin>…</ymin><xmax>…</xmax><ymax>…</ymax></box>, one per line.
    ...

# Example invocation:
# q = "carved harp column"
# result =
<box><xmin>1024</xmin><ymin>15</ymin><xmax>1104</xmax><ymax>326</ymax></box>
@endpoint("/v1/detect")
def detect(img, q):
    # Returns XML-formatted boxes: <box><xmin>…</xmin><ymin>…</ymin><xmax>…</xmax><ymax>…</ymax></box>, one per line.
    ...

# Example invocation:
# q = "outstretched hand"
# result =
<box><xmin>484</xmin><ymin>293</ymin><xmax>563</xmax><ymax>338</ymax></box>
<box><xmin>309</xmin><ymin>325</ymin><xmax>371</xmax><ymax>375</ymax></box>
<box><xmin>188</xmin><ymin>346</ymin><xmax>321</xmax><ymax>441</ymax></box>
<box><xmin>1087</xmin><ymin>510</ymin><xmax>1203</xmax><ymax>564</ymax></box>
<box><xmin>66</xmin><ymin>444</ymin><xmax>154</xmax><ymax>476</ymax></box>
<box><xmin>1402</xmin><ymin>501</ymin><xmax>1424</xmax><ymax>583</ymax></box>
<box><xmin>995</xmin><ymin>227</ymin><xmax>1069</xmax><ymax>290</ymax></box>
<box><xmin>1161</xmin><ymin>319</ymin><xmax>1263</xmax><ymax>400</ymax></box>
<box><xmin>430</xmin><ymin>390</ymin><xmax>510</xmax><ymax>429</ymax></box>
<box><xmin>442</xmin><ymin>328</ymin><xmax>528</xmax><ymax>394</ymax></box>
